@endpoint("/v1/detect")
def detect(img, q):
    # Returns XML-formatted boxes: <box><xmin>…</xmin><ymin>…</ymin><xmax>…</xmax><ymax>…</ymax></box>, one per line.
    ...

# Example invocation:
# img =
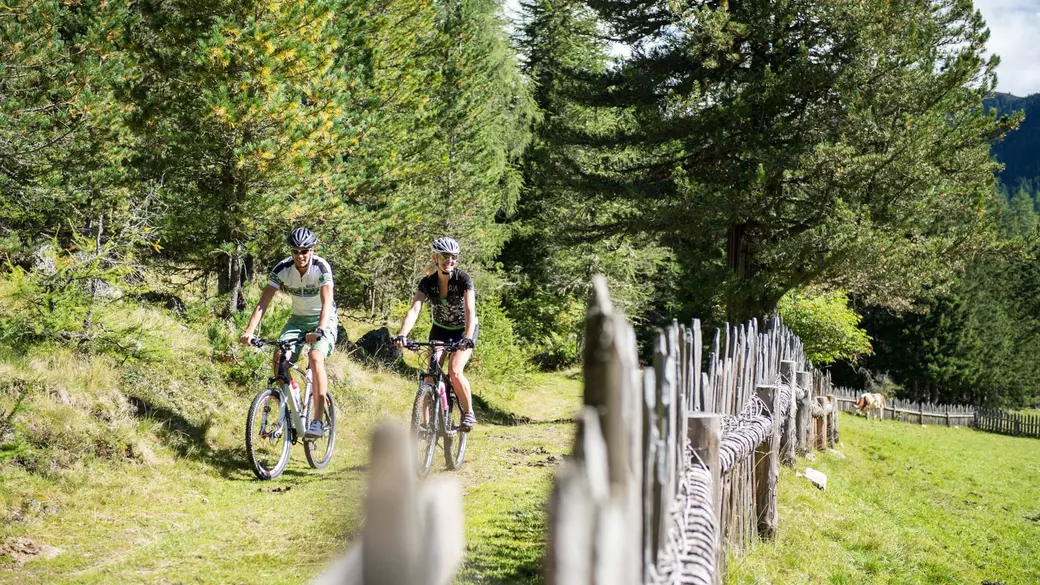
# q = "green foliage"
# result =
<box><xmin>469</xmin><ymin>292</ymin><xmax>532</xmax><ymax>383</ymax></box>
<box><xmin>858</xmin><ymin>235</ymin><xmax>1040</xmax><ymax>407</ymax></box>
<box><xmin>533</xmin><ymin>0</ymin><xmax>1009</xmax><ymax>322</ymax></box>
<box><xmin>777</xmin><ymin>287</ymin><xmax>872</xmax><ymax>365</ymax></box>
<box><xmin>986</xmin><ymin>92</ymin><xmax>1040</xmax><ymax>189</ymax></box>
<box><xmin>0</xmin><ymin>231</ymin><xmax>165</xmax><ymax>363</ymax></box>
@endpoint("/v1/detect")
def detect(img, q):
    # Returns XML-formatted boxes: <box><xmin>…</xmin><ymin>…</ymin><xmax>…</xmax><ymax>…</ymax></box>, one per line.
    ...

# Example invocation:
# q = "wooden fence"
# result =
<box><xmin>832</xmin><ymin>388</ymin><xmax>976</xmax><ymax>427</ymax></box>
<box><xmin>834</xmin><ymin>388</ymin><xmax>1040</xmax><ymax>439</ymax></box>
<box><xmin>316</xmin><ymin>276</ymin><xmax>846</xmax><ymax>584</ymax></box>
<box><xmin>545</xmin><ymin>276</ymin><xmax>840</xmax><ymax>585</ymax></box>
<box><xmin>976</xmin><ymin>408</ymin><xmax>1040</xmax><ymax>438</ymax></box>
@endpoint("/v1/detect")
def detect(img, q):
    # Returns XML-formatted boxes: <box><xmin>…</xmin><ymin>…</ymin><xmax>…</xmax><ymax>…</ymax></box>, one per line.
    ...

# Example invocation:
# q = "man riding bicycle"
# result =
<box><xmin>394</xmin><ymin>237</ymin><xmax>478</xmax><ymax>431</ymax></box>
<box><xmin>240</xmin><ymin>227</ymin><xmax>337</xmax><ymax>439</ymax></box>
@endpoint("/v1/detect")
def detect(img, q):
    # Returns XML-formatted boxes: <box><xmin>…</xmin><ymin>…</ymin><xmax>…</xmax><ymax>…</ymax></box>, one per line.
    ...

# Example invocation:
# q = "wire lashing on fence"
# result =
<box><xmin>647</xmin><ymin>446</ymin><xmax>718</xmax><ymax>585</ymax></box>
<box><xmin>718</xmin><ymin>382</ymin><xmax>793</xmax><ymax>475</ymax></box>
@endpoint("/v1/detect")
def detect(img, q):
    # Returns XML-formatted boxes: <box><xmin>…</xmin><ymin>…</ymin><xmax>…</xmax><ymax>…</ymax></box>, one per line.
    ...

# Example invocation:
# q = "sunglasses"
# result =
<box><xmin>438</xmin><ymin>252</ymin><xmax>459</xmax><ymax>261</ymax></box>
<box><xmin>291</xmin><ymin>248</ymin><xmax>312</xmax><ymax>256</ymax></box>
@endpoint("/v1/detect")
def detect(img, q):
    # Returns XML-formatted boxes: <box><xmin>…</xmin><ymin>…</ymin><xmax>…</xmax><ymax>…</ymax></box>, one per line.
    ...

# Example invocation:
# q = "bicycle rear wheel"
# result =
<box><xmin>304</xmin><ymin>392</ymin><xmax>336</xmax><ymax>469</ymax></box>
<box><xmin>444</xmin><ymin>389</ymin><xmax>467</xmax><ymax>471</ymax></box>
<box><xmin>246</xmin><ymin>388</ymin><xmax>291</xmax><ymax>480</ymax></box>
<box><xmin>411</xmin><ymin>384</ymin><xmax>438</xmax><ymax>478</ymax></box>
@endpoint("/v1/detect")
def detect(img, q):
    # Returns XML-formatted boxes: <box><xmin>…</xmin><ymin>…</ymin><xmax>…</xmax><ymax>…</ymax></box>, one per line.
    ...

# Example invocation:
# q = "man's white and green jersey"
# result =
<box><xmin>267</xmin><ymin>255</ymin><xmax>335</xmax><ymax>316</ymax></box>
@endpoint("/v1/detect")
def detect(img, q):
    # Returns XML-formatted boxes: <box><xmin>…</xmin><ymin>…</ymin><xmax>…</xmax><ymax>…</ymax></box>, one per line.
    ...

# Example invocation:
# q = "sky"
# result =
<box><xmin>975</xmin><ymin>0</ymin><xmax>1040</xmax><ymax>97</ymax></box>
<box><xmin>503</xmin><ymin>0</ymin><xmax>1040</xmax><ymax>97</ymax></box>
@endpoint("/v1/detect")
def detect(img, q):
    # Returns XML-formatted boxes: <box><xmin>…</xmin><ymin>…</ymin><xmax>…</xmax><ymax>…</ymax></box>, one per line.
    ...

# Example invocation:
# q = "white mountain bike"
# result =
<box><xmin>245</xmin><ymin>335</ymin><xmax>336</xmax><ymax>480</ymax></box>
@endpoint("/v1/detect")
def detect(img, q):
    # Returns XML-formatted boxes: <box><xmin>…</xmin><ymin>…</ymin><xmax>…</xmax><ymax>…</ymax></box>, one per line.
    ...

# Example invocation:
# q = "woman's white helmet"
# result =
<box><xmin>431</xmin><ymin>237</ymin><xmax>460</xmax><ymax>255</ymax></box>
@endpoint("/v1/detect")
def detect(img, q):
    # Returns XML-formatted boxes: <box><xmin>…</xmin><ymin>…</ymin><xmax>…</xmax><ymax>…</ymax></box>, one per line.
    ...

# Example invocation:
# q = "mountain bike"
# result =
<box><xmin>245</xmin><ymin>335</ymin><xmax>336</xmax><ymax>480</ymax></box>
<box><xmin>403</xmin><ymin>340</ymin><xmax>468</xmax><ymax>478</ymax></box>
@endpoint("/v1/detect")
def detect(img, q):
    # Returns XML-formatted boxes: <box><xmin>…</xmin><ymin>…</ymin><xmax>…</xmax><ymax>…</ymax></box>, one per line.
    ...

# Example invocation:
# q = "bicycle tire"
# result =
<box><xmin>246</xmin><ymin>387</ymin><xmax>291</xmax><ymax>480</ymax></box>
<box><xmin>444</xmin><ymin>389</ymin><xmax>467</xmax><ymax>470</ymax></box>
<box><xmin>304</xmin><ymin>392</ymin><xmax>336</xmax><ymax>469</ymax></box>
<box><xmin>411</xmin><ymin>383</ymin><xmax>438</xmax><ymax>479</ymax></box>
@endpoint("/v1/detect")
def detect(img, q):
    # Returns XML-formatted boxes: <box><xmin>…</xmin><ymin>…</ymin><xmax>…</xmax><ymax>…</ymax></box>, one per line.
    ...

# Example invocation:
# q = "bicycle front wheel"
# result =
<box><xmin>411</xmin><ymin>384</ymin><xmax>438</xmax><ymax>478</ymax></box>
<box><xmin>304</xmin><ymin>392</ymin><xmax>336</xmax><ymax>469</ymax></box>
<box><xmin>444</xmin><ymin>390</ymin><xmax>467</xmax><ymax>471</ymax></box>
<box><xmin>246</xmin><ymin>388</ymin><xmax>291</xmax><ymax>480</ymax></box>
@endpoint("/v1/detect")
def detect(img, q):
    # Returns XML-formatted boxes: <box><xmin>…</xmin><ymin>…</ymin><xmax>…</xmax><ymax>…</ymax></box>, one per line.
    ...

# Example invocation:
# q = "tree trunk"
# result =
<box><xmin>217</xmin><ymin>251</ymin><xmax>246</xmax><ymax>317</ymax></box>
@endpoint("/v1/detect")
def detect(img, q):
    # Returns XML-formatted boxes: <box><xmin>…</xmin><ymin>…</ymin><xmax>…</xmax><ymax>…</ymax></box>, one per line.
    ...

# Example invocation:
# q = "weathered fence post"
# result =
<box><xmin>795</xmin><ymin>371</ymin><xmax>811</xmax><ymax>454</ymax></box>
<box><xmin>814</xmin><ymin>396</ymin><xmax>827</xmax><ymax>451</ymax></box>
<box><xmin>364</xmin><ymin>423</ymin><xmax>421</xmax><ymax>585</ymax></box>
<box><xmin>654</xmin><ymin>330</ymin><xmax>675</xmax><ymax>564</ymax></box>
<box><xmin>827</xmin><ymin>394</ymin><xmax>838</xmax><ymax>446</ymax></box>
<box><xmin>311</xmin><ymin>422</ymin><xmax>464</xmax><ymax>585</ymax></box>
<box><xmin>642</xmin><ymin>366</ymin><xmax>660</xmax><ymax>579</ymax></box>
<box><xmin>688</xmin><ymin>413</ymin><xmax>723</xmax><ymax>585</ymax></box>
<box><xmin>754</xmin><ymin>384</ymin><xmax>780</xmax><ymax>540</ymax></box>
<box><xmin>578</xmin><ymin>276</ymin><xmax>641</xmax><ymax>585</ymax></box>
<box><xmin>780</xmin><ymin>361</ymin><xmax>797</xmax><ymax>467</ymax></box>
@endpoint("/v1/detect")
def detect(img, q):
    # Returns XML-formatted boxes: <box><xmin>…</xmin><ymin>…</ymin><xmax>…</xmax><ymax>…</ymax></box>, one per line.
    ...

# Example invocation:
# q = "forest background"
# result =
<box><xmin>2</xmin><ymin>0</ymin><xmax>1039</xmax><ymax>411</ymax></box>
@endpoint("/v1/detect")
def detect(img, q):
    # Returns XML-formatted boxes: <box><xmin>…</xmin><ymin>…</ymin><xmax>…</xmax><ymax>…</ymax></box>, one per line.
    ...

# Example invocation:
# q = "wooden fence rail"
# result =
<box><xmin>546</xmin><ymin>276</ymin><xmax>840</xmax><ymax>585</ymax></box>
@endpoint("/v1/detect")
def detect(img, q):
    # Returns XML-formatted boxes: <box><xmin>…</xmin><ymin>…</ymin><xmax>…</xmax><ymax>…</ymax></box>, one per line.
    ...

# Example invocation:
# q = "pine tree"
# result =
<box><xmin>554</xmin><ymin>0</ymin><xmax>1012</xmax><ymax>322</ymax></box>
<box><xmin>115</xmin><ymin>0</ymin><xmax>363</xmax><ymax>314</ymax></box>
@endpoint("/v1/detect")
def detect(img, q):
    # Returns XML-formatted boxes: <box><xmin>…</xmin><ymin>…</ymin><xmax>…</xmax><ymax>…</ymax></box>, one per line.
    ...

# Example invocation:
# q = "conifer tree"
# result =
<box><xmin>115</xmin><ymin>0</ymin><xmax>362</xmax><ymax>314</ymax></box>
<box><xmin>558</xmin><ymin>0</ymin><xmax>1013</xmax><ymax>322</ymax></box>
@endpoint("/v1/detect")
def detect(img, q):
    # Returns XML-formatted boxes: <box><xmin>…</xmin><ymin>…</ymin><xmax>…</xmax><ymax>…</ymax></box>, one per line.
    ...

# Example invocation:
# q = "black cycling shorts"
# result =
<box><xmin>429</xmin><ymin>323</ymin><xmax>478</xmax><ymax>345</ymax></box>
<box><xmin>428</xmin><ymin>324</ymin><xmax>478</xmax><ymax>371</ymax></box>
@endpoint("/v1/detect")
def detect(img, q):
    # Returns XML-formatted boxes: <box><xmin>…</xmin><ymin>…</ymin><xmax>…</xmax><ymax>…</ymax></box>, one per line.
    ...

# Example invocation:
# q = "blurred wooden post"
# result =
<box><xmin>688</xmin><ymin>413</ymin><xmax>722</xmax><ymax>585</ymax></box>
<box><xmin>918</xmin><ymin>402</ymin><xmax>924</xmax><ymax>425</ymax></box>
<box><xmin>795</xmin><ymin>371</ymin><xmax>811</xmax><ymax>455</ymax></box>
<box><xmin>780</xmin><ymin>361</ymin><xmax>797</xmax><ymax>467</ymax></box>
<box><xmin>364</xmin><ymin>423</ymin><xmax>420</xmax><ymax>585</ymax></box>
<box><xmin>576</xmin><ymin>276</ymin><xmax>641</xmax><ymax>585</ymax></box>
<box><xmin>945</xmin><ymin>404</ymin><xmax>950</xmax><ymax>427</ymax></box>
<box><xmin>641</xmin><ymin>366</ymin><xmax>659</xmax><ymax>578</ymax></box>
<box><xmin>754</xmin><ymin>385</ymin><xmax>779</xmax><ymax>540</ymax></box>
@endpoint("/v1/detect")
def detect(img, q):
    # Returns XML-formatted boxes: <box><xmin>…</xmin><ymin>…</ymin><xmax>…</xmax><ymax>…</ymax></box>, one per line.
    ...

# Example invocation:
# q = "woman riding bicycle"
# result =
<box><xmin>395</xmin><ymin>237</ymin><xmax>478</xmax><ymax>431</ymax></box>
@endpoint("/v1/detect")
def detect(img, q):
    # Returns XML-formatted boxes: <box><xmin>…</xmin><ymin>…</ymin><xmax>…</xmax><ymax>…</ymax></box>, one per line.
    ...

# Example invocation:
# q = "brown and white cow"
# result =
<box><xmin>855</xmin><ymin>393</ymin><xmax>885</xmax><ymax>421</ymax></box>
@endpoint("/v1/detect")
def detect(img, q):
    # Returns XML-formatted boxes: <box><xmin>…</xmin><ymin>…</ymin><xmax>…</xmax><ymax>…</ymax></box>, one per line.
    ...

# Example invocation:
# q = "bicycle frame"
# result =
<box><xmin>256</xmin><ymin>336</ymin><xmax>314</xmax><ymax>441</ymax></box>
<box><xmin>407</xmin><ymin>341</ymin><xmax>463</xmax><ymax>433</ymax></box>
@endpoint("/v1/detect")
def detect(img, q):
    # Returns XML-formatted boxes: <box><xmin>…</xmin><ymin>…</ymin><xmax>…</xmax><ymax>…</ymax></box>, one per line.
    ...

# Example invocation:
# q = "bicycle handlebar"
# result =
<box><xmin>250</xmin><ymin>334</ymin><xmax>307</xmax><ymax>351</ymax></box>
<box><xmin>402</xmin><ymin>340</ymin><xmax>464</xmax><ymax>352</ymax></box>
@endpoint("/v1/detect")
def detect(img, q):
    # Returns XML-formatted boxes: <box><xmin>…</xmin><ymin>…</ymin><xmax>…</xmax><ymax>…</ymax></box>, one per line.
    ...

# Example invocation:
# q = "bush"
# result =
<box><xmin>506</xmin><ymin>290</ymin><xmax>585</xmax><ymax>370</ymax></box>
<box><xmin>778</xmin><ymin>286</ymin><xmax>873</xmax><ymax>365</ymax></box>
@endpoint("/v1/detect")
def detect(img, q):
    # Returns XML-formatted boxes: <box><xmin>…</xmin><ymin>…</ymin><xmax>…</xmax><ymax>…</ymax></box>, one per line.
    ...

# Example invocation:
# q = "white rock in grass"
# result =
<box><xmin>804</xmin><ymin>467</ymin><xmax>827</xmax><ymax>491</ymax></box>
<box><xmin>827</xmin><ymin>449</ymin><xmax>845</xmax><ymax>459</ymax></box>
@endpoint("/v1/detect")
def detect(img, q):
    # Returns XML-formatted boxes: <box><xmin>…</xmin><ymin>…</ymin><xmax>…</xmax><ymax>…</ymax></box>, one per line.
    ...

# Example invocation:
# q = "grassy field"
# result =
<box><xmin>4</xmin><ymin>300</ymin><xmax>1039</xmax><ymax>585</ymax></box>
<box><xmin>727</xmin><ymin>412</ymin><xmax>1040</xmax><ymax>585</ymax></box>
<box><xmin>0</xmin><ymin>304</ymin><xmax>581</xmax><ymax>585</ymax></box>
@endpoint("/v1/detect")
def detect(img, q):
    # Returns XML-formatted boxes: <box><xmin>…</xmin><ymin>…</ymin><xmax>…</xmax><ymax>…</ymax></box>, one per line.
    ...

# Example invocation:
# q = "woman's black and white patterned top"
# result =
<box><xmin>416</xmin><ymin>269</ymin><xmax>474</xmax><ymax>330</ymax></box>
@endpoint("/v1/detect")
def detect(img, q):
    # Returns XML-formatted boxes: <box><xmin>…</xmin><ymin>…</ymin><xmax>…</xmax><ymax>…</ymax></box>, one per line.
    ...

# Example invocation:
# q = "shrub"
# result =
<box><xmin>778</xmin><ymin>286</ymin><xmax>873</xmax><ymax>365</ymax></box>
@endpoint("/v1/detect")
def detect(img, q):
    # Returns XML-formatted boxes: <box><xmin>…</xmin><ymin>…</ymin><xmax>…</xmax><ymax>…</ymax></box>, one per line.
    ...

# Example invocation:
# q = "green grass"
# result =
<box><xmin>0</xmin><ymin>310</ymin><xmax>578</xmax><ymax>584</ymax></box>
<box><xmin>727</xmin><ymin>412</ymin><xmax>1040</xmax><ymax>585</ymax></box>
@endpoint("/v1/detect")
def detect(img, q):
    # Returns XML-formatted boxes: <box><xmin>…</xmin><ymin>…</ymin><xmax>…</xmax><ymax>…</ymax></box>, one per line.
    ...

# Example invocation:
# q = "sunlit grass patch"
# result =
<box><xmin>727</xmin><ymin>413</ymin><xmax>1040</xmax><ymax>585</ymax></box>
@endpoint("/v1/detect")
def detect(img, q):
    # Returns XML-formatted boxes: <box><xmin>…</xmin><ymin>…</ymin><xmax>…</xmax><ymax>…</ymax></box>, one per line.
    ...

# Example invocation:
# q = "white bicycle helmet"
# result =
<box><xmin>431</xmin><ymin>237</ymin><xmax>460</xmax><ymax>255</ymax></box>
<box><xmin>288</xmin><ymin>227</ymin><xmax>317</xmax><ymax>248</ymax></box>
